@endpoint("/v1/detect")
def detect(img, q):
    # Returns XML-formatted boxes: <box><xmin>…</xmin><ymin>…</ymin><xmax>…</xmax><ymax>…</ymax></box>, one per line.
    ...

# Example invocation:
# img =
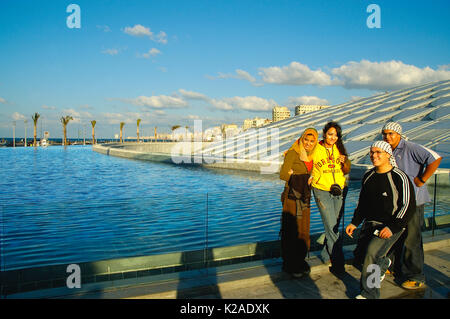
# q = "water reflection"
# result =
<box><xmin>0</xmin><ymin>146</ymin><xmax>448</xmax><ymax>271</ymax></box>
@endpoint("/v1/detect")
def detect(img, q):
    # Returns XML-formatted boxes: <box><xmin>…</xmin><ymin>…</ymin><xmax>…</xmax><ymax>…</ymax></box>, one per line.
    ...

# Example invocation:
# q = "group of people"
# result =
<box><xmin>279</xmin><ymin>121</ymin><xmax>442</xmax><ymax>299</ymax></box>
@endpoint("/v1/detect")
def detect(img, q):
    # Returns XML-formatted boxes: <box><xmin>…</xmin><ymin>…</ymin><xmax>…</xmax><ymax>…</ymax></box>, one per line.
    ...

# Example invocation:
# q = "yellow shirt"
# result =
<box><xmin>311</xmin><ymin>143</ymin><xmax>347</xmax><ymax>191</ymax></box>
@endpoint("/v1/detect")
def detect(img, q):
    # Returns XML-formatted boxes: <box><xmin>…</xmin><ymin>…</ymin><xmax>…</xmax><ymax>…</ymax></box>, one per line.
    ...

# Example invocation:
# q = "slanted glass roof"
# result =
<box><xmin>202</xmin><ymin>80</ymin><xmax>450</xmax><ymax>169</ymax></box>
<box><xmin>400</xmin><ymin>99</ymin><xmax>432</xmax><ymax>110</ymax></box>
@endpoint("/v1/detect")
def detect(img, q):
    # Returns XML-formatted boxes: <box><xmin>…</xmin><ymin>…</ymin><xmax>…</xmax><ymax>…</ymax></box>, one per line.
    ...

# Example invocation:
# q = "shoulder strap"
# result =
<box><xmin>325</xmin><ymin>147</ymin><xmax>337</xmax><ymax>184</ymax></box>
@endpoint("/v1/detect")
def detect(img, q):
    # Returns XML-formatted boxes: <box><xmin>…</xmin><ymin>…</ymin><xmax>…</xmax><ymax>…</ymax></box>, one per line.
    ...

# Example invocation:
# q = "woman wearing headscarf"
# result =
<box><xmin>310</xmin><ymin>121</ymin><xmax>351</xmax><ymax>275</ymax></box>
<box><xmin>279</xmin><ymin>127</ymin><xmax>318</xmax><ymax>277</ymax></box>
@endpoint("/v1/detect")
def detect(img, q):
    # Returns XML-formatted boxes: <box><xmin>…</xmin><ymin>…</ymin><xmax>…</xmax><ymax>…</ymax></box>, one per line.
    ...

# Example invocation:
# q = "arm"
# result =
<box><xmin>350</xmin><ymin>175</ymin><xmax>368</xmax><ymax>228</ymax></box>
<box><xmin>414</xmin><ymin>157</ymin><xmax>442</xmax><ymax>187</ymax></box>
<box><xmin>280</xmin><ymin>150</ymin><xmax>295</xmax><ymax>182</ymax></box>
<box><xmin>341</xmin><ymin>157</ymin><xmax>351</xmax><ymax>175</ymax></box>
<box><xmin>310</xmin><ymin>149</ymin><xmax>321</xmax><ymax>185</ymax></box>
<box><xmin>386</xmin><ymin>170</ymin><xmax>416</xmax><ymax>233</ymax></box>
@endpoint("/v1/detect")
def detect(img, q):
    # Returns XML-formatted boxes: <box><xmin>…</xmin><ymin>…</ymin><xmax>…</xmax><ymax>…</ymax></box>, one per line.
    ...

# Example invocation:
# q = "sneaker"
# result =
<box><xmin>355</xmin><ymin>294</ymin><xmax>367</xmax><ymax>299</ymax></box>
<box><xmin>401</xmin><ymin>280</ymin><xmax>425</xmax><ymax>290</ymax></box>
<box><xmin>385</xmin><ymin>258</ymin><xmax>392</xmax><ymax>270</ymax></box>
<box><xmin>292</xmin><ymin>268</ymin><xmax>311</xmax><ymax>278</ymax></box>
<box><xmin>380</xmin><ymin>258</ymin><xmax>391</xmax><ymax>282</ymax></box>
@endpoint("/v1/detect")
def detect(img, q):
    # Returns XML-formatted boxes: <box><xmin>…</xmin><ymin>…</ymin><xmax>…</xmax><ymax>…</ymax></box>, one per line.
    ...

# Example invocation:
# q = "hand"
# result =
<box><xmin>288</xmin><ymin>169</ymin><xmax>294</xmax><ymax>175</ymax></box>
<box><xmin>339</xmin><ymin>155</ymin><xmax>346</xmax><ymax>164</ymax></box>
<box><xmin>414</xmin><ymin>176</ymin><xmax>425</xmax><ymax>187</ymax></box>
<box><xmin>346</xmin><ymin>224</ymin><xmax>356</xmax><ymax>238</ymax></box>
<box><xmin>379</xmin><ymin>227</ymin><xmax>393</xmax><ymax>239</ymax></box>
<box><xmin>308</xmin><ymin>176</ymin><xmax>313</xmax><ymax>185</ymax></box>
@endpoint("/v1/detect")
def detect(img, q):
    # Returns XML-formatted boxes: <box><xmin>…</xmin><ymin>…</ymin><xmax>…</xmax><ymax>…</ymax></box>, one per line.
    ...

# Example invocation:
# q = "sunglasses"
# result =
<box><xmin>382</xmin><ymin>132</ymin><xmax>398</xmax><ymax>137</ymax></box>
<box><xmin>369</xmin><ymin>150</ymin><xmax>388</xmax><ymax>156</ymax></box>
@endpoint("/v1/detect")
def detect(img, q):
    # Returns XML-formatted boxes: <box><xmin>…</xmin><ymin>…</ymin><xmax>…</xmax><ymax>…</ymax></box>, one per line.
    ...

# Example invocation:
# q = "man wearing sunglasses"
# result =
<box><xmin>382</xmin><ymin>122</ymin><xmax>442</xmax><ymax>290</ymax></box>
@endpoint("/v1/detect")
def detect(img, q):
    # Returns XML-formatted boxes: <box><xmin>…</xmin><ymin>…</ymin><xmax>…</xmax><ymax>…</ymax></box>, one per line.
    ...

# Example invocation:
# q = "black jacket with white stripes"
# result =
<box><xmin>351</xmin><ymin>167</ymin><xmax>416</xmax><ymax>234</ymax></box>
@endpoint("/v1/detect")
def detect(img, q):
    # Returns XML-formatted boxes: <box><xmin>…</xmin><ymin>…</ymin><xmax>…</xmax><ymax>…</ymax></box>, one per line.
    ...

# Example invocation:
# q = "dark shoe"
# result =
<box><xmin>292</xmin><ymin>268</ymin><xmax>311</xmax><ymax>278</ymax></box>
<box><xmin>329</xmin><ymin>266</ymin><xmax>346</xmax><ymax>277</ymax></box>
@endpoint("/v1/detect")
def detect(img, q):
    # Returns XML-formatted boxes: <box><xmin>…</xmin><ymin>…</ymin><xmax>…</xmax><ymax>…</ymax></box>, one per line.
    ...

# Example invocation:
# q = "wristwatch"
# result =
<box><xmin>418</xmin><ymin>176</ymin><xmax>426</xmax><ymax>183</ymax></box>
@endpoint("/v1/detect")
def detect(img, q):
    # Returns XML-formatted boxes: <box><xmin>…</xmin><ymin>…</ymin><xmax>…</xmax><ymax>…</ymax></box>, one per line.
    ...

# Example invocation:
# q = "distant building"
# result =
<box><xmin>204</xmin><ymin>126</ymin><xmax>222</xmax><ymax>141</ymax></box>
<box><xmin>221</xmin><ymin>124</ymin><xmax>240</xmax><ymax>138</ymax></box>
<box><xmin>272</xmin><ymin>106</ymin><xmax>290</xmax><ymax>122</ymax></box>
<box><xmin>295</xmin><ymin>104</ymin><xmax>330</xmax><ymax>116</ymax></box>
<box><xmin>243</xmin><ymin>119</ymin><xmax>253</xmax><ymax>131</ymax></box>
<box><xmin>243</xmin><ymin>117</ymin><xmax>272</xmax><ymax>131</ymax></box>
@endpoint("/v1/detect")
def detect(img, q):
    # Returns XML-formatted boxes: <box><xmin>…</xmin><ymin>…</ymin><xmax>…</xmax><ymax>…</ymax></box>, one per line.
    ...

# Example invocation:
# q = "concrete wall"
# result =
<box><xmin>2</xmin><ymin>214</ymin><xmax>449</xmax><ymax>296</ymax></box>
<box><xmin>92</xmin><ymin>142</ymin><xmax>377</xmax><ymax>178</ymax></box>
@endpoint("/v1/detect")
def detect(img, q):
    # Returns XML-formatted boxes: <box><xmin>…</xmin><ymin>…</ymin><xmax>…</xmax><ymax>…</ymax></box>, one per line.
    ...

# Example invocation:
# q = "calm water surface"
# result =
<box><xmin>0</xmin><ymin>146</ymin><xmax>447</xmax><ymax>271</ymax></box>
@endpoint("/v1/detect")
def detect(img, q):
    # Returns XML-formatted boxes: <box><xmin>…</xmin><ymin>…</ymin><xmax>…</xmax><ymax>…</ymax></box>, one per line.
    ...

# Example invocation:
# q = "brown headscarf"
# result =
<box><xmin>284</xmin><ymin>127</ymin><xmax>319</xmax><ymax>162</ymax></box>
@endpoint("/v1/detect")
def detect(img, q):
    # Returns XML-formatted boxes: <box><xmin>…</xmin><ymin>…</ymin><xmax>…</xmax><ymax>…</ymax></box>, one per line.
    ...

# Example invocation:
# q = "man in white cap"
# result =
<box><xmin>382</xmin><ymin>122</ymin><xmax>442</xmax><ymax>289</ymax></box>
<box><xmin>346</xmin><ymin>141</ymin><xmax>416</xmax><ymax>299</ymax></box>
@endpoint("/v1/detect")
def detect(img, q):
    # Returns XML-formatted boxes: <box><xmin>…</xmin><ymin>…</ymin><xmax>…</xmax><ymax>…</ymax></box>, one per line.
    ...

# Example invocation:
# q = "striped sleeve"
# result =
<box><xmin>387</xmin><ymin>168</ymin><xmax>416</xmax><ymax>233</ymax></box>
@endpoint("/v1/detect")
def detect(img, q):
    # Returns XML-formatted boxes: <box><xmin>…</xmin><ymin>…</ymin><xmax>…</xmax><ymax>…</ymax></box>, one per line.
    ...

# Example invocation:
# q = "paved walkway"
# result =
<box><xmin>8</xmin><ymin>229</ymin><xmax>450</xmax><ymax>300</ymax></box>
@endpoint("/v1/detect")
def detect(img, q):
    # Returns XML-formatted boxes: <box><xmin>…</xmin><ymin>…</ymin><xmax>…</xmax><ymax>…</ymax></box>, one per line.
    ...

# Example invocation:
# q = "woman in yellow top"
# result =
<box><xmin>310</xmin><ymin>121</ymin><xmax>351</xmax><ymax>275</ymax></box>
<box><xmin>279</xmin><ymin>128</ymin><xmax>318</xmax><ymax>277</ymax></box>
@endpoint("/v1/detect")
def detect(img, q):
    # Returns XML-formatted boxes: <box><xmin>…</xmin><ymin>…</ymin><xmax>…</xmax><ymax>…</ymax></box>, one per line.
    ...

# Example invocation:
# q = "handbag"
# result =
<box><xmin>326</xmin><ymin>147</ymin><xmax>342</xmax><ymax>196</ymax></box>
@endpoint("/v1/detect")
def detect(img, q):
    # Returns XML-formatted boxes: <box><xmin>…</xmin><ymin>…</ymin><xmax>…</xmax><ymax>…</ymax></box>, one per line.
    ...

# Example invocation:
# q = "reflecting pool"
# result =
<box><xmin>0</xmin><ymin>146</ymin><xmax>447</xmax><ymax>271</ymax></box>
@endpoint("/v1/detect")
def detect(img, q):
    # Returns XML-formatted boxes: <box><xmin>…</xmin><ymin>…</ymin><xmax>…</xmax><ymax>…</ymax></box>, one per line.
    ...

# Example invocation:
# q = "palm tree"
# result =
<box><xmin>136</xmin><ymin>118</ymin><xmax>141</xmax><ymax>142</ymax></box>
<box><xmin>32</xmin><ymin>113</ymin><xmax>40</xmax><ymax>146</ymax></box>
<box><xmin>120</xmin><ymin>122</ymin><xmax>125</xmax><ymax>143</ymax></box>
<box><xmin>185</xmin><ymin>126</ymin><xmax>189</xmax><ymax>141</ymax></box>
<box><xmin>60</xmin><ymin>115</ymin><xmax>74</xmax><ymax>146</ymax></box>
<box><xmin>171</xmin><ymin>125</ymin><xmax>180</xmax><ymax>141</ymax></box>
<box><xmin>91</xmin><ymin>120</ymin><xmax>96</xmax><ymax>144</ymax></box>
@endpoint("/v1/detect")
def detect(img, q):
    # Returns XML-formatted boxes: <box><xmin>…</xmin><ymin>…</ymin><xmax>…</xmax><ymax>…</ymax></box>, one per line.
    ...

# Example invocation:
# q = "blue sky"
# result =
<box><xmin>1</xmin><ymin>0</ymin><xmax>449</xmax><ymax>138</ymax></box>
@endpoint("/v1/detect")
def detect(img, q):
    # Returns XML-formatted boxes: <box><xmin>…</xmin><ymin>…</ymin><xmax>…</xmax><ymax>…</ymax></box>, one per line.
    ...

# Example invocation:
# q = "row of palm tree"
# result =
<box><xmin>29</xmin><ymin>114</ymin><xmax>149</xmax><ymax>145</ymax></box>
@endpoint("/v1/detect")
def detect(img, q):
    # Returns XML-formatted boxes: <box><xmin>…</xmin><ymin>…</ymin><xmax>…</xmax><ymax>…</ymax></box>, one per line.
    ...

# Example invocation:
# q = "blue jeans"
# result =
<box><xmin>313</xmin><ymin>188</ymin><xmax>345</xmax><ymax>270</ymax></box>
<box><xmin>360</xmin><ymin>228</ymin><xmax>404</xmax><ymax>299</ymax></box>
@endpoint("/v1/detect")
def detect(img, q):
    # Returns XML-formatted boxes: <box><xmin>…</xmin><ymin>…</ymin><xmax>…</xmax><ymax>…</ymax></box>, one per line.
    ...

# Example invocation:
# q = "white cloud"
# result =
<box><xmin>223</xmin><ymin>60</ymin><xmax>450</xmax><ymax>91</ymax></box>
<box><xmin>331</xmin><ymin>60</ymin><xmax>450</xmax><ymax>90</ymax></box>
<box><xmin>124</xmin><ymin>24</ymin><xmax>153</xmax><ymax>37</ymax></box>
<box><xmin>42</xmin><ymin>105</ymin><xmax>57</xmax><ymax>110</ymax></box>
<box><xmin>217</xmin><ymin>96</ymin><xmax>277</xmax><ymax>112</ymax></box>
<box><xmin>61</xmin><ymin>109</ymin><xmax>93</xmax><ymax>123</ymax></box>
<box><xmin>102</xmin><ymin>113</ymin><xmax>131</xmax><ymax>125</ymax></box>
<box><xmin>210</xmin><ymin>99</ymin><xmax>234</xmax><ymax>111</ymax></box>
<box><xmin>286</xmin><ymin>96</ymin><xmax>329</xmax><ymax>106</ymax></box>
<box><xmin>0</xmin><ymin>97</ymin><xmax>6</xmax><ymax>104</ymax></box>
<box><xmin>97</xmin><ymin>25</ymin><xmax>111</xmax><ymax>32</ymax></box>
<box><xmin>258</xmin><ymin>62</ymin><xmax>333</xmax><ymax>86</ymax></box>
<box><xmin>155</xmin><ymin>31</ymin><xmax>168</xmax><ymax>44</ymax></box>
<box><xmin>102</xmin><ymin>48</ymin><xmax>119</xmax><ymax>56</ymax></box>
<box><xmin>100</xmin><ymin>112</ymin><xmax>148</xmax><ymax>125</ymax></box>
<box><xmin>235</xmin><ymin>69</ymin><xmax>257</xmax><ymax>83</ymax></box>
<box><xmin>140</xmin><ymin>48</ymin><xmax>161</xmax><ymax>58</ymax></box>
<box><xmin>178</xmin><ymin>89</ymin><xmax>209</xmax><ymax>101</ymax></box>
<box><xmin>12</xmin><ymin>112</ymin><xmax>25</xmax><ymax>120</ymax></box>
<box><xmin>124</xmin><ymin>24</ymin><xmax>168</xmax><ymax>44</ymax></box>
<box><xmin>154</xmin><ymin>110</ymin><xmax>166</xmax><ymax>116</ymax></box>
<box><xmin>208</xmin><ymin>69</ymin><xmax>262</xmax><ymax>86</ymax></box>
<box><xmin>127</xmin><ymin>95</ymin><xmax>188</xmax><ymax>109</ymax></box>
